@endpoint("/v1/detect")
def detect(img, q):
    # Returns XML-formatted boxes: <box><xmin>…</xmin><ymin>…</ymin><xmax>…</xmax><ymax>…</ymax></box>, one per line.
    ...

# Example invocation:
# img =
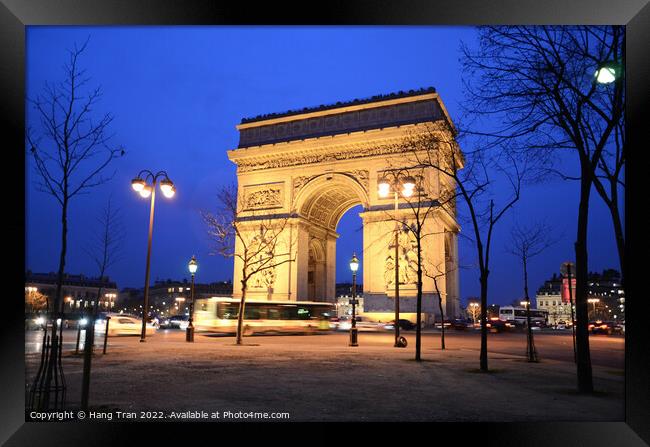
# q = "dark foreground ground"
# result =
<box><xmin>25</xmin><ymin>329</ymin><xmax>624</xmax><ymax>422</ymax></box>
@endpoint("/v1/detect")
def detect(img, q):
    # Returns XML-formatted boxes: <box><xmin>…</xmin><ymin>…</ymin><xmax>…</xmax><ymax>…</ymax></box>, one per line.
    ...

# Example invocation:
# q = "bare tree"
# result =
<box><xmin>202</xmin><ymin>185</ymin><xmax>295</xmax><ymax>345</ymax></box>
<box><xmin>379</xmin><ymin>164</ymin><xmax>459</xmax><ymax>360</ymax></box>
<box><xmin>461</xmin><ymin>26</ymin><xmax>624</xmax><ymax>392</ymax></box>
<box><xmin>80</xmin><ymin>198</ymin><xmax>125</xmax><ymax>410</ymax></box>
<box><xmin>423</xmin><ymin>258</ymin><xmax>459</xmax><ymax>351</ymax></box>
<box><xmin>402</xmin><ymin>124</ymin><xmax>528</xmax><ymax>372</ymax></box>
<box><xmin>26</xmin><ymin>39</ymin><xmax>123</xmax><ymax>410</ymax></box>
<box><xmin>466</xmin><ymin>299</ymin><xmax>481</xmax><ymax>324</ymax></box>
<box><xmin>592</xmin><ymin>118</ymin><xmax>625</xmax><ymax>282</ymax></box>
<box><xmin>505</xmin><ymin>221</ymin><xmax>560</xmax><ymax>362</ymax></box>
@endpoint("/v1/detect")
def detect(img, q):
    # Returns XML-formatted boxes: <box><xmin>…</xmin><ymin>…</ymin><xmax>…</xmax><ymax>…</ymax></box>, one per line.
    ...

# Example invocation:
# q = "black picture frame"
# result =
<box><xmin>4</xmin><ymin>0</ymin><xmax>648</xmax><ymax>445</ymax></box>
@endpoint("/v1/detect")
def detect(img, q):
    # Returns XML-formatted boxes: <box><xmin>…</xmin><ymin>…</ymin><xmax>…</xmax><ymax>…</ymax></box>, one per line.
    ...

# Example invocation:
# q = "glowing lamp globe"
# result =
<box><xmin>131</xmin><ymin>178</ymin><xmax>146</xmax><ymax>192</ymax></box>
<box><xmin>377</xmin><ymin>177</ymin><xmax>391</xmax><ymax>198</ymax></box>
<box><xmin>188</xmin><ymin>255</ymin><xmax>198</xmax><ymax>274</ymax></box>
<box><xmin>139</xmin><ymin>185</ymin><xmax>152</xmax><ymax>198</ymax></box>
<box><xmin>594</xmin><ymin>65</ymin><xmax>616</xmax><ymax>84</ymax></box>
<box><xmin>402</xmin><ymin>176</ymin><xmax>416</xmax><ymax>197</ymax></box>
<box><xmin>349</xmin><ymin>253</ymin><xmax>360</xmax><ymax>273</ymax></box>
<box><xmin>160</xmin><ymin>179</ymin><xmax>175</xmax><ymax>198</ymax></box>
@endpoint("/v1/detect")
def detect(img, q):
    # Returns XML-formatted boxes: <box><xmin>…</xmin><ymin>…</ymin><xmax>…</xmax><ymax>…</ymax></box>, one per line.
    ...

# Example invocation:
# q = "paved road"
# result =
<box><xmin>25</xmin><ymin>327</ymin><xmax>624</xmax><ymax>369</ymax></box>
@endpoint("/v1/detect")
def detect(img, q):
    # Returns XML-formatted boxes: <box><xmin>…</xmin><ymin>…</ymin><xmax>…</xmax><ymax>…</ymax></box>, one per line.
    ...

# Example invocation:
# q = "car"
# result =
<box><xmin>434</xmin><ymin>320</ymin><xmax>453</xmax><ymax>330</ymax></box>
<box><xmin>384</xmin><ymin>319</ymin><xmax>417</xmax><ymax>331</ymax></box>
<box><xmin>451</xmin><ymin>319</ymin><xmax>473</xmax><ymax>330</ymax></box>
<box><xmin>329</xmin><ymin>317</ymin><xmax>342</xmax><ymax>330</ymax></box>
<box><xmin>588</xmin><ymin>320</ymin><xmax>622</xmax><ymax>335</ymax></box>
<box><xmin>553</xmin><ymin>321</ymin><xmax>572</xmax><ymax>330</ymax></box>
<box><xmin>159</xmin><ymin>314</ymin><xmax>189</xmax><ymax>329</ymax></box>
<box><xmin>95</xmin><ymin>314</ymin><xmax>157</xmax><ymax>336</ymax></box>
<box><xmin>485</xmin><ymin>318</ymin><xmax>516</xmax><ymax>333</ymax></box>
<box><xmin>337</xmin><ymin>316</ymin><xmax>386</xmax><ymax>332</ymax></box>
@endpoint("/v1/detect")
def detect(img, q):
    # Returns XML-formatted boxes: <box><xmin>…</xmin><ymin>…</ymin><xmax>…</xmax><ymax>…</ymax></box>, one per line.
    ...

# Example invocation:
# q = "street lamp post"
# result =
<box><xmin>102</xmin><ymin>293</ymin><xmax>116</xmax><ymax>354</ymax></box>
<box><xmin>131</xmin><ymin>170</ymin><xmax>176</xmax><ymax>342</ymax></box>
<box><xmin>378</xmin><ymin>171</ymin><xmax>415</xmax><ymax>348</ymax></box>
<box><xmin>349</xmin><ymin>253</ymin><xmax>359</xmax><ymax>347</ymax></box>
<box><xmin>187</xmin><ymin>256</ymin><xmax>197</xmax><ymax>342</ymax></box>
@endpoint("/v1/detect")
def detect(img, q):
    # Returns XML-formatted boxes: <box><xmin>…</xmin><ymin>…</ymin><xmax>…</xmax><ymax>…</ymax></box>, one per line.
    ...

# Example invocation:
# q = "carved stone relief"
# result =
<box><xmin>385</xmin><ymin>229</ymin><xmax>418</xmax><ymax>289</ymax></box>
<box><xmin>243</xmin><ymin>182</ymin><xmax>284</xmax><ymax>210</ymax></box>
<box><xmin>292</xmin><ymin>170</ymin><xmax>369</xmax><ymax>197</ymax></box>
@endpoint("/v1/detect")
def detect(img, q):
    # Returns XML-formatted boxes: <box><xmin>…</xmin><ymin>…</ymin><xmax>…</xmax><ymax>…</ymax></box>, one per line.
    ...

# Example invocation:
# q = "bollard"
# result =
<box><xmin>102</xmin><ymin>316</ymin><xmax>110</xmax><ymax>354</ymax></box>
<box><xmin>349</xmin><ymin>327</ymin><xmax>358</xmax><ymax>347</ymax></box>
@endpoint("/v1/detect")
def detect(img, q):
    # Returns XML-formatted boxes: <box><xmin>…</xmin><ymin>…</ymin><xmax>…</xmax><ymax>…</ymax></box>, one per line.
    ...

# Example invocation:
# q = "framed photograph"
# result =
<box><xmin>5</xmin><ymin>0</ymin><xmax>648</xmax><ymax>444</ymax></box>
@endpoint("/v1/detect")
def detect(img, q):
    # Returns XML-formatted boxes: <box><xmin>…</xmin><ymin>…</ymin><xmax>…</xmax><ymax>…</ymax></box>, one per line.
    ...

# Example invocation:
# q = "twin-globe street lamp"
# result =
<box><xmin>131</xmin><ymin>170</ymin><xmax>176</xmax><ymax>342</ymax></box>
<box><xmin>186</xmin><ymin>256</ymin><xmax>197</xmax><ymax>342</ymax></box>
<box><xmin>348</xmin><ymin>253</ymin><xmax>359</xmax><ymax>347</ymax></box>
<box><xmin>377</xmin><ymin>171</ymin><xmax>416</xmax><ymax>348</ymax></box>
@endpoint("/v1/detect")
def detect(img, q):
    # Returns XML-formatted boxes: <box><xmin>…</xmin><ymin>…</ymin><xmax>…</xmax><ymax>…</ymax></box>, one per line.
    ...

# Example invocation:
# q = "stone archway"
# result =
<box><xmin>293</xmin><ymin>172</ymin><xmax>369</xmax><ymax>302</ymax></box>
<box><xmin>227</xmin><ymin>88</ymin><xmax>462</xmax><ymax>319</ymax></box>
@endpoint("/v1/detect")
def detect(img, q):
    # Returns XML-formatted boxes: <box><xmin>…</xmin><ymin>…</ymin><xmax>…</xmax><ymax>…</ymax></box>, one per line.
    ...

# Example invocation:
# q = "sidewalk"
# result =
<box><xmin>26</xmin><ymin>334</ymin><xmax>624</xmax><ymax>422</ymax></box>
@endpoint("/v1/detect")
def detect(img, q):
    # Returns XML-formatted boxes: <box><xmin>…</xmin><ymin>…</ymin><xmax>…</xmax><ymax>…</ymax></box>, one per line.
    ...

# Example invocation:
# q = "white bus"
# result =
<box><xmin>193</xmin><ymin>297</ymin><xmax>335</xmax><ymax>335</ymax></box>
<box><xmin>498</xmin><ymin>306</ymin><xmax>548</xmax><ymax>327</ymax></box>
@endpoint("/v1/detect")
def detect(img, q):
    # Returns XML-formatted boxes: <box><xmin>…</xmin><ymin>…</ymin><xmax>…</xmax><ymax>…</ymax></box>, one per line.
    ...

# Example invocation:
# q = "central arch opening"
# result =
<box><xmin>335</xmin><ymin>204</ymin><xmax>364</xmax><ymax>297</ymax></box>
<box><xmin>296</xmin><ymin>174</ymin><xmax>367</xmax><ymax>302</ymax></box>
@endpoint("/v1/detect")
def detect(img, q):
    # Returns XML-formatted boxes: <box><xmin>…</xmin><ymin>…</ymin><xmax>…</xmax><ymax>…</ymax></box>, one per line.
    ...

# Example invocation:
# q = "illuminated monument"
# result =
<box><xmin>227</xmin><ymin>88</ymin><xmax>461</xmax><ymax>322</ymax></box>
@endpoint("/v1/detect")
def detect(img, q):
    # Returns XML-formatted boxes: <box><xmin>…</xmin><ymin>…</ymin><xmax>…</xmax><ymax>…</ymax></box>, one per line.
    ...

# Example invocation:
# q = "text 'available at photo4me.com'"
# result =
<box><xmin>27</xmin><ymin>410</ymin><xmax>291</xmax><ymax>421</ymax></box>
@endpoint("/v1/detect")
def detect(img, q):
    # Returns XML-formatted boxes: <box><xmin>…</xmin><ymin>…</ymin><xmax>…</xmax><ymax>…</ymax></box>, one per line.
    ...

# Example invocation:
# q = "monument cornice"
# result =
<box><xmin>228</xmin><ymin>122</ymin><xmax>451</xmax><ymax>173</ymax></box>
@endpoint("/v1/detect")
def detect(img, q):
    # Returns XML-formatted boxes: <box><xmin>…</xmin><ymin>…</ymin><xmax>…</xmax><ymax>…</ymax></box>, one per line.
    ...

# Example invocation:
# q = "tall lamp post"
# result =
<box><xmin>349</xmin><ymin>253</ymin><xmax>359</xmax><ymax>347</ymax></box>
<box><xmin>131</xmin><ymin>170</ymin><xmax>176</xmax><ymax>342</ymax></box>
<box><xmin>187</xmin><ymin>256</ymin><xmax>197</xmax><ymax>342</ymax></box>
<box><xmin>377</xmin><ymin>171</ymin><xmax>415</xmax><ymax>348</ymax></box>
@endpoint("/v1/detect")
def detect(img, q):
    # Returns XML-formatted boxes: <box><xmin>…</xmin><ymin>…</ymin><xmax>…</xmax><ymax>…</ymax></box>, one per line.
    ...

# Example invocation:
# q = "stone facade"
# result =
<box><xmin>227</xmin><ymin>91</ymin><xmax>463</xmax><ymax>320</ymax></box>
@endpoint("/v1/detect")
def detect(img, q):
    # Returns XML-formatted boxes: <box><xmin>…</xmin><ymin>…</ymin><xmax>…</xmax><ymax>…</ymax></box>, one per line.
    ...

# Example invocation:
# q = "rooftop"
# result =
<box><xmin>240</xmin><ymin>87</ymin><xmax>437</xmax><ymax>124</ymax></box>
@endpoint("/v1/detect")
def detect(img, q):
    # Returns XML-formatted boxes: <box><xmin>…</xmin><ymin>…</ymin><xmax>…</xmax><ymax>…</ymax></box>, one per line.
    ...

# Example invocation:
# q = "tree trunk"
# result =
<box><xmin>236</xmin><ymin>279</ymin><xmax>247</xmax><ymax>345</ymax></box>
<box><xmin>41</xmin><ymin>196</ymin><xmax>68</xmax><ymax>409</ymax></box>
<box><xmin>81</xmin><ymin>285</ymin><xmax>103</xmax><ymax>409</ymax></box>
<box><xmin>479</xmin><ymin>272</ymin><xmax>488</xmax><ymax>372</ymax></box>
<box><xmin>608</xmin><ymin>194</ymin><xmax>625</xmax><ymax>285</ymax></box>
<box><xmin>438</xmin><ymin>292</ymin><xmax>446</xmax><ymax>350</ymax></box>
<box><xmin>575</xmin><ymin>175</ymin><xmax>594</xmax><ymax>393</ymax></box>
<box><xmin>523</xmin><ymin>258</ymin><xmax>537</xmax><ymax>362</ymax></box>
<box><xmin>433</xmin><ymin>276</ymin><xmax>446</xmax><ymax>350</ymax></box>
<box><xmin>415</xmin><ymin>235</ymin><xmax>423</xmax><ymax>361</ymax></box>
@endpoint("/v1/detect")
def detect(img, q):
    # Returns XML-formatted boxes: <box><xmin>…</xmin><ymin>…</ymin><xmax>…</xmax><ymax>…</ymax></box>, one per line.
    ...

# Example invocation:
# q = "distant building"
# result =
<box><xmin>25</xmin><ymin>271</ymin><xmax>118</xmax><ymax>312</ymax></box>
<box><xmin>121</xmin><ymin>279</ymin><xmax>233</xmax><ymax>318</ymax></box>
<box><xmin>335</xmin><ymin>282</ymin><xmax>363</xmax><ymax>298</ymax></box>
<box><xmin>535</xmin><ymin>267</ymin><xmax>624</xmax><ymax>325</ymax></box>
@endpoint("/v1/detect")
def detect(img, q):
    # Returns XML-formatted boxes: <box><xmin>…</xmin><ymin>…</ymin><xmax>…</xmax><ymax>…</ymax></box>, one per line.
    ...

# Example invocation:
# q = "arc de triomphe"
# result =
<box><xmin>227</xmin><ymin>88</ymin><xmax>461</xmax><ymax>321</ymax></box>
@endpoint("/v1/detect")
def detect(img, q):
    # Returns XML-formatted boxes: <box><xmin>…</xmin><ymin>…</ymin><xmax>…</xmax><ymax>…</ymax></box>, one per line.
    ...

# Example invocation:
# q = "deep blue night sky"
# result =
<box><xmin>25</xmin><ymin>26</ymin><xmax>622</xmax><ymax>306</ymax></box>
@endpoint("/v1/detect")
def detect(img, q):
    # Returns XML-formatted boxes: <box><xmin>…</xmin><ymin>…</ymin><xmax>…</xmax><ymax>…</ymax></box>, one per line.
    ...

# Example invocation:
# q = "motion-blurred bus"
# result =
<box><xmin>498</xmin><ymin>306</ymin><xmax>548</xmax><ymax>327</ymax></box>
<box><xmin>193</xmin><ymin>297</ymin><xmax>335</xmax><ymax>335</ymax></box>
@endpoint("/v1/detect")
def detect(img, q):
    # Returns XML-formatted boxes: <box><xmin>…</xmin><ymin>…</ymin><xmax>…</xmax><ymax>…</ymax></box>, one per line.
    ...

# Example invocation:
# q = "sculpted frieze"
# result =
<box><xmin>243</xmin><ymin>182</ymin><xmax>284</xmax><ymax>210</ymax></box>
<box><xmin>237</xmin><ymin>144</ymin><xmax>407</xmax><ymax>173</ymax></box>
